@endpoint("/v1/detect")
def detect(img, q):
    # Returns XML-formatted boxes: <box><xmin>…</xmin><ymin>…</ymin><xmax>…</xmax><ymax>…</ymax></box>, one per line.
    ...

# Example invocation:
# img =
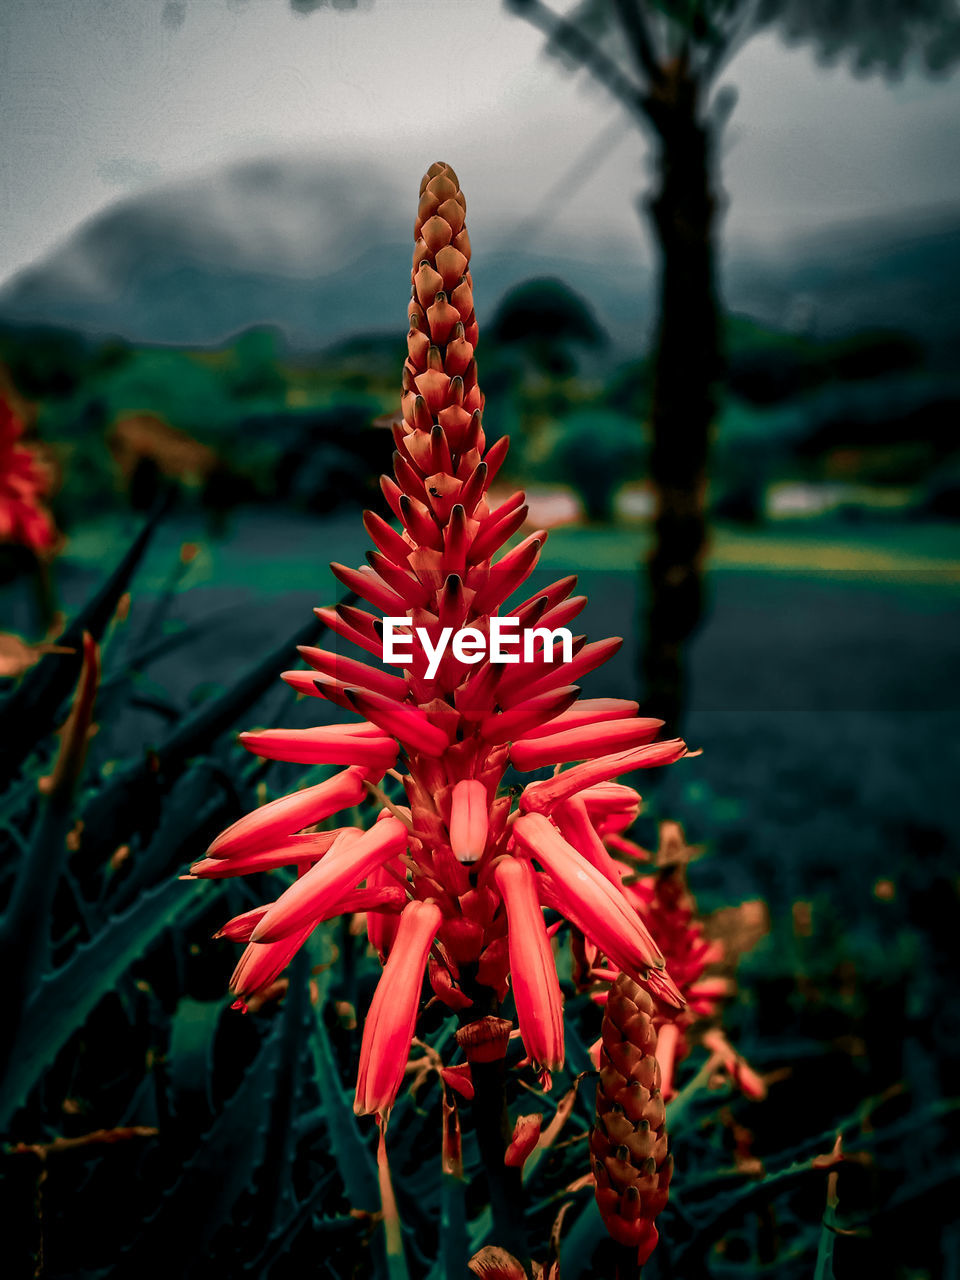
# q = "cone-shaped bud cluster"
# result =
<box><xmin>591</xmin><ymin>974</ymin><xmax>672</xmax><ymax>1259</ymax></box>
<box><xmin>199</xmin><ymin>163</ymin><xmax>688</xmax><ymax>1120</ymax></box>
<box><xmin>0</xmin><ymin>391</ymin><xmax>57</xmax><ymax>552</ymax></box>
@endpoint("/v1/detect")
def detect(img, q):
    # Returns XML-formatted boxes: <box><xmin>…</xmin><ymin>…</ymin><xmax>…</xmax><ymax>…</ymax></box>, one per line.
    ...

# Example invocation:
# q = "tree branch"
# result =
<box><xmin>506</xmin><ymin>0</ymin><xmax>648</xmax><ymax>121</ymax></box>
<box><xmin>699</xmin><ymin>0</ymin><xmax>760</xmax><ymax>84</ymax></box>
<box><xmin>610</xmin><ymin>0</ymin><xmax>665</xmax><ymax>84</ymax></box>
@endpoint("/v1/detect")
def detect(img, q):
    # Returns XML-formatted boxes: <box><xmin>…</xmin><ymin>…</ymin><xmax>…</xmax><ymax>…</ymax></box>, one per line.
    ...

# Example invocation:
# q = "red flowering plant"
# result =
<box><xmin>582</xmin><ymin>815</ymin><xmax>768</xmax><ymax>1102</ymax></box>
<box><xmin>0</xmin><ymin>390</ymin><xmax>58</xmax><ymax>556</ymax></box>
<box><xmin>191</xmin><ymin>162</ymin><xmax>712</xmax><ymax>1272</ymax></box>
<box><xmin>572</xmin><ymin>816</ymin><xmax>770</xmax><ymax>1265</ymax></box>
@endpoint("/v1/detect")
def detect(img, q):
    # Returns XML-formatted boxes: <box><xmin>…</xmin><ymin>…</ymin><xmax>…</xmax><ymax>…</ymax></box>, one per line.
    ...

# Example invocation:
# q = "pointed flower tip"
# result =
<box><xmin>510</xmin><ymin>715</ymin><xmax>665</xmax><ymax>772</ymax></box>
<box><xmin>646</xmin><ymin>966</ymin><xmax>686</xmax><ymax>1010</ymax></box>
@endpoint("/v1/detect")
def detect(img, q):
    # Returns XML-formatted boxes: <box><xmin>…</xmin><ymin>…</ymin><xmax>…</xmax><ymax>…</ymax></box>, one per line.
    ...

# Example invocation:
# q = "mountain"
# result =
<box><xmin>0</xmin><ymin>154</ymin><xmax>653</xmax><ymax>351</ymax></box>
<box><xmin>724</xmin><ymin>206</ymin><xmax>960</xmax><ymax>365</ymax></box>
<box><xmin>0</xmin><ymin>151</ymin><xmax>957</xmax><ymax>359</ymax></box>
<box><xmin>0</xmin><ymin>157</ymin><xmax>406</xmax><ymax>348</ymax></box>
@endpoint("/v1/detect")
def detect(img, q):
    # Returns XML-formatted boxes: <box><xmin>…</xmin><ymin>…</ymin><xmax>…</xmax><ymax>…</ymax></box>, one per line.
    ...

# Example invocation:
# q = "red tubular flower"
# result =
<box><xmin>201</xmin><ymin>162</ymin><xmax>689</xmax><ymax>1114</ymax></box>
<box><xmin>504</xmin><ymin>1112</ymin><xmax>542</xmax><ymax>1169</ymax></box>
<box><xmin>218</xmin><ymin>883</ymin><xmax>405</xmax><ymax>942</ymax></box>
<box><xmin>516</xmin><ymin>697</ymin><xmax>639</xmax><ymax>739</ymax></box>
<box><xmin>579</xmin><ymin>782</ymin><xmax>643</xmax><ymax>835</ymax></box>
<box><xmin>238</xmin><ymin>723</ymin><xmax>398</xmax><ymax>768</ymax></box>
<box><xmin>449</xmin><ymin>779</ymin><xmax>489</xmax><ymax>864</ymax></box>
<box><xmin>0</xmin><ymin>392</ymin><xmax>58</xmax><ymax>553</ymax></box>
<box><xmin>514</xmin><ymin>813</ymin><xmax>683</xmax><ymax>1007</ymax></box>
<box><xmin>519</xmin><ymin>740</ymin><xmax>687</xmax><ymax>815</ymax></box>
<box><xmin>493</xmin><ymin>857</ymin><xmax>564</xmax><ymax>1075</ymax></box>
<box><xmin>230</xmin><ymin>922</ymin><xmax>315</xmax><ymax>1010</ymax></box>
<box><xmin>251</xmin><ymin>819</ymin><xmax>408</xmax><ymax>942</ymax></box>
<box><xmin>365</xmin><ymin>860</ymin><xmax>405</xmax><ymax>961</ymax></box>
<box><xmin>552</xmin><ymin>794</ymin><xmax>625</xmax><ymax>888</ymax></box>
<box><xmin>355</xmin><ymin>899</ymin><xmax>442</xmax><ymax>1117</ymax></box>
<box><xmin>508</xmin><ymin>716</ymin><xmax>663</xmax><ymax>771</ymax></box>
<box><xmin>189</xmin><ymin>830</ymin><xmax>355</xmax><ymax>878</ymax></box>
<box><xmin>207</xmin><ymin>766</ymin><xmax>367</xmax><ymax>857</ymax></box>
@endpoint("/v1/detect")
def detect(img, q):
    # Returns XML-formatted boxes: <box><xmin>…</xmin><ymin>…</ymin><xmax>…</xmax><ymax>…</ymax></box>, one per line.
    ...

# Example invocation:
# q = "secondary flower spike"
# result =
<box><xmin>588</xmin><ymin>819</ymin><xmax>767</xmax><ymax>1102</ymax></box>
<box><xmin>592</xmin><ymin>974</ymin><xmax>672</xmax><ymax>1260</ymax></box>
<box><xmin>199</xmin><ymin>161</ymin><xmax>688</xmax><ymax>1118</ymax></box>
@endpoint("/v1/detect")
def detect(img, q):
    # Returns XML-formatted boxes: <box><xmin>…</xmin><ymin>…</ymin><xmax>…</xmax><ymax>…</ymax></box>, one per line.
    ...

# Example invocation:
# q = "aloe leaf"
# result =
<box><xmin>98</xmin><ymin>600</ymin><xmax>254</xmax><ymax>692</ymax></box>
<box><xmin>166</xmin><ymin>996</ymin><xmax>222</xmax><ymax>1125</ymax></box>
<box><xmin>105</xmin><ymin>758</ymin><xmax>237</xmax><ymax>911</ymax></box>
<box><xmin>306</xmin><ymin>927</ymin><xmax>405</xmax><ymax>1276</ymax></box>
<box><xmin>554</xmin><ymin>1196</ymin><xmax>606</xmax><ymax>1279</ymax></box>
<box><xmin>76</xmin><ymin>611</ymin><xmax>333</xmax><ymax>863</ymax></box>
<box><xmin>242</xmin><ymin>1202</ymin><xmax>356</xmax><ymax>1277</ymax></box>
<box><xmin>0</xmin><ymin>788</ymin><xmax>77</xmax><ymax>1091</ymax></box>
<box><xmin>813</xmin><ymin>1202</ymin><xmax>838</xmax><ymax>1280</ymax></box>
<box><xmin>128</xmin><ymin>999</ymin><xmax>288</xmax><ymax>1268</ymax></box>
<box><xmin>308</xmin><ymin>979</ymin><xmax>380</xmax><ymax>1214</ymax></box>
<box><xmin>0</xmin><ymin>497</ymin><xmax>169</xmax><ymax>784</ymax></box>
<box><xmin>671</xmin><ymin>1148</ymin><xmax>849</xmax><ymax>1268</ymax></box>
<box><xmin>257</xmin><ymin>949</ymin><xmax>312</xmax><ymax>1234</ymax></box>
<box><xmin>465</xmin><ymin>1206</ymin><xmax>493</xmax><ymax>1258</ymax></box>
<box><xmin>0</xmin><ymin>634</ymin><xmax>101</xmax><ymax>1085</ymax></box>
<box><xmin>439</xmin><ymin>1162</ymin><xmax>469</xmax><ymax>1280</ymax></box>
<box><xmin>0</xmin><ymin>876</ymin><xmax>207</xmax><ymax>1128</ymax></box>
<box><xmin>152</xmin><ymin>612</ymin><xmax>327</xmax><ymax>774</ymax></box>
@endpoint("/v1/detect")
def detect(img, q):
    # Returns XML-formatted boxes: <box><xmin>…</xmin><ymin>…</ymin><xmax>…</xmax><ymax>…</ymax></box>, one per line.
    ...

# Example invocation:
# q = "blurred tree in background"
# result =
<box><xmin>549</xmin><ymin>407</ymin><xmax>645</xmax><ymax>519</ymax></box>
<box><xmin>489</xmin><ymin>276</ymin><xmax>608</xmax><ymax>377</ymax></box>
<box><xmin>484</xmin><ymin>278</ymin><xmax>611</xmax><ymax>476</ymax></box>
<box><xmin>507</xmin><ymin>0</ymin><xmax>960</xmax><ymax>727</ymax></box>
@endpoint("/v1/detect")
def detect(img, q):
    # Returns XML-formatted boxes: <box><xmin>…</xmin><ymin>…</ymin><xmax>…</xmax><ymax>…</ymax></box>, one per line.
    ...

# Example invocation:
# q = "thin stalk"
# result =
<box><xmin>457</xmin><ymin>993</ymin><xmax>530</xmax><ymax>1272</ymax></box>
<box><xmin>615</xmin><ymin>1244</ymin><xmax>640</xmax><ymax>1280</ymax></box>
<box><xmin>469</xmin><ymin>1057</ymin><xmax>527</xmax><ymax>1264</ymax></box>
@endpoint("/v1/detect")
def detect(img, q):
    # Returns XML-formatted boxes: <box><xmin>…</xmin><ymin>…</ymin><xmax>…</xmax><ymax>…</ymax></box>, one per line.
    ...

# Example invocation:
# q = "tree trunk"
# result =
<box><xmin>640</xmin><ymin>71</ymin><xmax>723</xmax><ymax>730</ymax></box>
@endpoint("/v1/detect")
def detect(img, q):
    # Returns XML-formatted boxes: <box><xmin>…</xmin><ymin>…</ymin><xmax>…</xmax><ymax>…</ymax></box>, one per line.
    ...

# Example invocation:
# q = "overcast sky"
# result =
<box><xmin>1</xmin><ymin>0</ymin><xmax>959</xmax><ymax>285</ymax></box>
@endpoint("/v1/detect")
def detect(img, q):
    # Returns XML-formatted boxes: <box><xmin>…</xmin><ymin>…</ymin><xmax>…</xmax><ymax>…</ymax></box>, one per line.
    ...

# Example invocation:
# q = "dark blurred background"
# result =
<box><xmin>1</xmin><ymin>2</ymin><xmax>959</xmax><ymax>1276</ymax></box>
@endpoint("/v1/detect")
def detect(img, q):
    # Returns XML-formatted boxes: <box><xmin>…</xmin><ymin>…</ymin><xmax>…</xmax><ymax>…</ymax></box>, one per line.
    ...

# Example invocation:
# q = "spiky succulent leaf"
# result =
<box><xmin>0</xmin><ymin>877</ymin><xmax>208</xmax><ymax>1127</ymax></box>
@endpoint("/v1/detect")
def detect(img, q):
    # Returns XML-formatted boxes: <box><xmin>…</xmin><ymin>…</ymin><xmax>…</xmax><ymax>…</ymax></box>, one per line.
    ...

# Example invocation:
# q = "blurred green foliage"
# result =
<box><xmin>543</xmin><ymin>407</ymin><xmax>646</xmax><ymax>521</ymax></box>
<box><xmin>0</xmin><ymin>323</ymin><xmax>398</xmax><ymax>529</ymax></box>
<box><xmin>2</xmin><ymin>275</ymin><xmax>959</xmax><ymax>536</ymax></box>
